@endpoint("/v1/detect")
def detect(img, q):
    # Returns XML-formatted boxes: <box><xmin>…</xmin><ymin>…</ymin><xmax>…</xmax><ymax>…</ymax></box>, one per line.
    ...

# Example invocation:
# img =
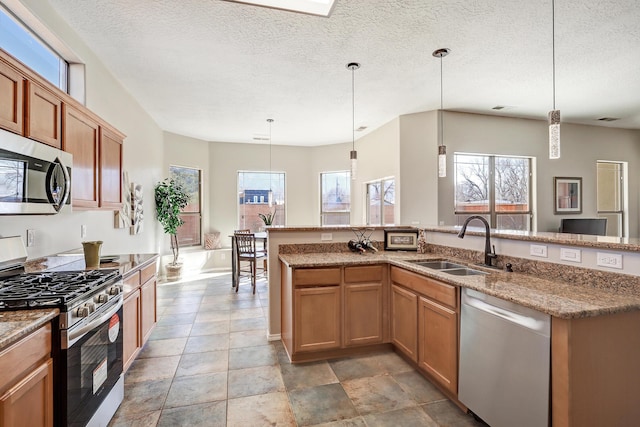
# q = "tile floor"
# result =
<box><xmin>108</xmin><ymin>272</ymin><xmax>485</xmax><ymax>426</ymax></box>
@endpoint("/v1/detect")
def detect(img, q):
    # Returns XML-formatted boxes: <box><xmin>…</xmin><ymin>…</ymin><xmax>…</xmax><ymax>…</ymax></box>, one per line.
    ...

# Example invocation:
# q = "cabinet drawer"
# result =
<box><xmin>344</xmin><ymin>265</ymin><xmax>383</xmax><ymax>283</ymax></box>
<box><xmin>0</xmin><ymin>324</ymin><xmax>51</xmax><ymax>392</ymax></box>
<box><xmin>293</xmin><ymin>268</ymin><xmax>341</xmax><ymax>286</ymax></box>
<box><xmin>123</xmin><ymin>271</ymin><xmax>141</xmax><ymax>297</ymax></box>
<box><xmin>140</xmin><ymin>263</ymin><xmax>156</xmax><ymax>285</ymax></box>
<box><xmin>391</xmin><ymin>267</ymin><xmax>457</xmax><ymax>309</ymax></box>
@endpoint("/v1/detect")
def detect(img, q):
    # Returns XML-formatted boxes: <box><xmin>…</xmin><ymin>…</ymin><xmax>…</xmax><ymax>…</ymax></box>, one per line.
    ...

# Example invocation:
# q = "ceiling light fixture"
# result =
<box><xmin>549</xmin><ymin>0</ymin><xmax>560</xmax><ymax>159</ymax></box>
<box><xmin>267</xmin><ymin>118</ymin><xmax>274</xmax><ymax>207</ymax></box>
<box><xmin>433</xmin><ymin>48</ymin><xmax>450</xmax><ymax>178</ymax></box>
<box><xmin>347</xmin><ymin>62</ymin><xmax>360</xmax><ymax>181</ymax></box>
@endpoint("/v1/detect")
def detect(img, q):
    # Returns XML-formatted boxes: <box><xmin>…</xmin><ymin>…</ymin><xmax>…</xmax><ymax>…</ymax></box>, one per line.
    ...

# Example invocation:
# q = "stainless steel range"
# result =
<box><xmin>0</xmin><ymin>237</ymin><xmax>125</xmax><ymax>427</ymax></box>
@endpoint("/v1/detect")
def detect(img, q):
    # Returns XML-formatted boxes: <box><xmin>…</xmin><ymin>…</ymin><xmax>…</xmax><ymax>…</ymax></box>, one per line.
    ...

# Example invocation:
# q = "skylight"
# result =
<box><xmin>224</xmin><ymin>0</ymin><xmax>336</xmax><ymax>17</ymax></box>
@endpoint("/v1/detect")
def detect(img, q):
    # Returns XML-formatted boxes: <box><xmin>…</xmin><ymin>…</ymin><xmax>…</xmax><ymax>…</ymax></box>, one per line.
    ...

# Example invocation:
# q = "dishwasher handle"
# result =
<box><xmin>463</xmin><ymin>290</ymin><xmax>550</xmax><ymax>335</ymax></box>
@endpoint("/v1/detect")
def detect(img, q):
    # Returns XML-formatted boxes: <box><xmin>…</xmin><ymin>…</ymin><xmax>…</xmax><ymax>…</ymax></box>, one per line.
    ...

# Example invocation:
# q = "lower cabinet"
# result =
<box><xmin>390</xmin><ymin>284</ymin><xmax>418</xmax><ymax>362</ymax></box>
<box><xmin>123</xmin><ymin>289</ymin><xmax>141</xmax><ymax>372</ymax></box>
<box><xmin>390</xmin><ymin>266</ymin><xmax>459</xmax><ymax>397</ymax></box>
<box><xmin>0</xmin><ymin>324</ymin><xmax>53</xmax><ymax>427</ymax></box>
<box><xmin>122</xmin><ymin>262</ymin><xmax>157</xmax><ymax>373</ymax></box>
<box><xmin>294</xmin><ymin>286</ymin><xmax>341</xmax><ymax>353</ymax></box>
<box><xmin>344</xmin><ymin>265</ymin><xmax>385</xmax><ymax>347</ymax></box>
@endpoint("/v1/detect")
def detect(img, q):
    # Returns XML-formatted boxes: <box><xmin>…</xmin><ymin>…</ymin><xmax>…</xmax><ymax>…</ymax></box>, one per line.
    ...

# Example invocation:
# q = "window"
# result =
<box><xmin>169</xmin><ymin>166</ymin><xmax>202</xmax><ymax>247</ymax></box>
<box><xmin>366</xmin><ymin>178</ymin><xmax>395</xmax><ymax>225</ymax></box>
<box><xmin>0</xmin><ymin>6</ymin><xmax>68</xmax><ymax>91</ymax></box>
<box><xmin>320</xmin><ymin>171</ymin><xmax>350</xmax><ymax>225</ymax></box>
<box><xmin>454</xmin><ymin>153</ymin><xmax>532</xmax><ymax>230</ymax></box>
<box><xmin>238</xmin><ymin>171</ymin><xmax>285</xmax><ymax>232</ymax></box>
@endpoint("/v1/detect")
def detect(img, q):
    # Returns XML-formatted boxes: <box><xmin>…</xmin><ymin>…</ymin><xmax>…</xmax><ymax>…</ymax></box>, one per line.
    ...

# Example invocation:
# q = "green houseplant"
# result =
<box><xmin>155</xmin><ymin>178</ymin><xmax>189</xmax><ymax>278</ymax></box>
<box><xmin>258</xmin><ymin>210</ymin><xmax>275</xmax><ymax>226</ymax></box>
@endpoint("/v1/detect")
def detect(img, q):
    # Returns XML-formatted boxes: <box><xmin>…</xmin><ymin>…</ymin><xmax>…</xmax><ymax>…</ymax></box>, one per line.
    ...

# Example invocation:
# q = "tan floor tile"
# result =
<box><xmin>229</xmin><ymin>329</ymin><xmax>269</xmax><ymax>348</ymax></box>
<box><xmin>108</xmin><ymin>410</ymin><xmax>161</xmax><ymax>426</ymax></box>
<box><xmin>125</xmin><ymin>356</ymin><xmax>180</xmax><ymax>384</ymax></box>
<box><xmin>342</xmin><ymin>374</ymin><xmax>417</xmax><ymax>415</ymax></box>
<box><xmin>227</xmin><ymin>392</ymin><xmax>296</xmax><ymax>427</ymax></box>
<box><xmin>228</xmin><ymin>365</ymin><xmax>285</xmax><ymax>398</ymax></box>
<box><xmin>156</xmin><ymin>401</ymin><xmax>226</xmax><ymax>427</ymax></box>
<box><xmin>164</xmin><ymin>371</ymin><xmax>227</xmax><ymax>408</ymax></box>
<box><xmin>176</xmin><ymin>350</ymin><xmax>228</xmax><ymax>376</ymax></box>
<box><xmin>137</xmin><ymin>337</ymin><xmax>187</xmax><ymax>358</ymax></box>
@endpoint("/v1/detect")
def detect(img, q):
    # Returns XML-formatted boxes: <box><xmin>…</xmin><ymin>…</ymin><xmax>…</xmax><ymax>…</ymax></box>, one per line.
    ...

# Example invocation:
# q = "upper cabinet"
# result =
<box><xmin>0</xmin><ymin>58</ymin><xmax>24</xmax><ymax>134</ymax></box>
<box><xmin>0</xmin><ymin>48</ymin><xmax>125</xmax><ymax>210</ymax></box>
<box><xmin>99</xmin><ymin>127</ymin><xmax>123</xmax><ymax>209</ymax></box>
<box><xmin>25</xmin><ymin>81</ymin><xmax>62</xmax><ymax>148</ymax></box>
<box><xmin>62</xmin><ymin>104</ymin><xmax>99</xmax><ymax>208</ymax></box>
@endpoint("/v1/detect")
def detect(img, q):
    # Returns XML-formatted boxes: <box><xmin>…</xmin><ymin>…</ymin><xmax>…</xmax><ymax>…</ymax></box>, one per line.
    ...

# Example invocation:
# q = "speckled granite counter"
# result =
<box><xmin>0</xmin><ymin>308</ymin><xmax>58</xmax><ymax>351</ymax></box>
<box><xmin>279</xmin><ymin>251</ymin><xmax>640</xmax><ymax>319</ymax></box>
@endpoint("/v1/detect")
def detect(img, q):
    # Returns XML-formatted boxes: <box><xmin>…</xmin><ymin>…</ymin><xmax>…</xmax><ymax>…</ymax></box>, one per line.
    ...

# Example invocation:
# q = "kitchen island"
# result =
<box><xmin>276</xmin><ymin>234</ymin><xmax>640</xmax><ymax>427</ymax></box>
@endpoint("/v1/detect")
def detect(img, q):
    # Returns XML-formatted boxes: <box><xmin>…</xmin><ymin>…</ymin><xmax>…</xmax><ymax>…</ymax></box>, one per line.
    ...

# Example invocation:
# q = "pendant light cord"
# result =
<box><xmin>439</xmin><ymin>53</ymin><xmax>443</xmax><ymax>146</ymax></box>
<box><xmin>351</xmin><ymin>66</ymin><xmax>355</xmax><ymax>151</ymax></box>
<box><xmin>552</xmin><ymin>0</ymin><xmax>556</xmax><ymax>110</ymax></box>
<box><xmin>267</xmin><ymin>118</ymin><xmax>273</xmax><ymax>200</ymax></box>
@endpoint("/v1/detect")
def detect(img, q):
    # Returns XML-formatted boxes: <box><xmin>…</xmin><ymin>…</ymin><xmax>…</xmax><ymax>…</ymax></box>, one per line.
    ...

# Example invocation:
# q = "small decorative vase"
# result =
<box><xmin>82</xmin><ymin>241</ymin><xmax>103</xmax><ymax>269</ymax></box>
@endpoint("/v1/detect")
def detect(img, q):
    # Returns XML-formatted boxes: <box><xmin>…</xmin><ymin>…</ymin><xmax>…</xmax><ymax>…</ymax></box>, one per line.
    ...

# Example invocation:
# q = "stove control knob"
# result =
<box><xmin>84</xmin><ymin>302</ymin><xmax>96</xmax><ymax>314</ymax></box>
<box><xmin>108</xmin><ymin>286</ymin><xmax>121</xmax><ymax>296</ymax></box>
<box><xmin>76</xmin><ymin>306</ymin><xmax>90</xmax><ymax>318</ymax></box>
<box><xmin>94</xmin><ymin>294</ymin><xmax>109</xmax><ymax>304</ymax></box>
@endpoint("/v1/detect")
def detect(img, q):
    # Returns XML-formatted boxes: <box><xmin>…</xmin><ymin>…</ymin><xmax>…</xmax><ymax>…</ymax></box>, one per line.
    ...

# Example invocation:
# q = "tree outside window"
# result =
<box><xmin>367</xmin><ymin>178</ymin><xmax>395</xmax><ymax>225</ymax></box>
<box><xmin>321</xmin><ymin>171</ymin><xmax>350</xmax><ymax>225</ymax></box>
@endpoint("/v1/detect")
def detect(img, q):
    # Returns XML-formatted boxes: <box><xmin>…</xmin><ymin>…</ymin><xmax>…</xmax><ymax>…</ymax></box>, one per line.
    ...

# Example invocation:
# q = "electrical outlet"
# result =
<box><xmin>321</xmin><ymin>233</ymin><xmax>332</xmax><ymax>241</ymax></box>
<box><xmin>221</xmin><ymin>253</ymin><xmax>226</xmax><ymax>260</ymax></box>
<box><xmin>560</xmin><ymin>247</ymin><xmax>581</xmax><ymax>263</ymax></box>
<box><xmin>26</xmin><ymin>229</ymin><xmax>35</xmax><ymax>247</ymax></box>
<box><xmin>529</xmin><ymin>244</ymin><xmax>548</xmax><ymax>257</ymax></box>
<box><xmin>596</xmin><ymin>252</ymin><xmax>623</xmax><ymax>269</ymax></box>
<box><xmin>81</xmin><ymin>225</ymin><xmax>87</xmax><ymax>239</ymax></box>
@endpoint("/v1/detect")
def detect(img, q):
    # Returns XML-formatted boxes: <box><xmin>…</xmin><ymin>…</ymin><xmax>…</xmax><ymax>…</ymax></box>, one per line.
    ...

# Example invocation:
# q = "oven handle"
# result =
<box><xmin>66</xmin><ymin>296</ymin><xmax>123</xmax><ymax>348</ymax></box>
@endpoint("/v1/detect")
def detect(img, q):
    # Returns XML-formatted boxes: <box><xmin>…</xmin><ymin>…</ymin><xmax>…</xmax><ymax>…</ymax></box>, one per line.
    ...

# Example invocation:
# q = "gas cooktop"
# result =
<box><xmin>0</xmin><ymin>269</ymin><xmax>121</xmax><ymax>310</ymax></box>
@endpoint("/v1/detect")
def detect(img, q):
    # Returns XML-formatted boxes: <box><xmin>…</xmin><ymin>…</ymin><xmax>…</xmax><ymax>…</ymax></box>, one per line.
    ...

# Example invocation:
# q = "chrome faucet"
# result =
<box><xmin>457</xmin><ymin>215</ymin><xmax>497</xmax><ymax>267</ymax></box>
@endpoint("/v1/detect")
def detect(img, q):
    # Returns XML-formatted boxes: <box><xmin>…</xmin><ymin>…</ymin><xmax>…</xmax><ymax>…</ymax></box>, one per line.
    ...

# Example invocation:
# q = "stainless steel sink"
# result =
<box><xmin>441</xmin><ymin>268</ymin><xmax>487</xmax><ymax>276</ymax></box>
<box><xmin>410</xmin><ymin>260</ymin><xmax>465</xmax><ymax>270</ymax></box>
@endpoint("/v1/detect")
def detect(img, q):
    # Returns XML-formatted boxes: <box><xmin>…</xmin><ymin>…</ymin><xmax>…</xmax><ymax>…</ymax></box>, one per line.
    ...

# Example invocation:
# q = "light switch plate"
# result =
<box><xmin>560</xmin><ymin>247</ymin><xmax>581</xmax><ymax>262</ymax></box>
<box><xmin>596</xmin><ymin>252</ymin><xmax>623</xmax><ymax>269</ymax></box>
<box><xmin>26</xmin><ymin>229</ymin><xmax>35</xmax><ymax>247</ymax></box>
<box><xmin>530</xmin><ymin>244</ymin><xmax>548</xmax><ymax>257</ymax></box>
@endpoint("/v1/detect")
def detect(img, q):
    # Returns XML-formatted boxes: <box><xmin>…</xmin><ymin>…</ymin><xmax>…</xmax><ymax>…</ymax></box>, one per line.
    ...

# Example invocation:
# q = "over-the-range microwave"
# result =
<box><xmin>0</xmin><ymin>128</ymin><xmax>72</xmax><ymax>215</ymax></box>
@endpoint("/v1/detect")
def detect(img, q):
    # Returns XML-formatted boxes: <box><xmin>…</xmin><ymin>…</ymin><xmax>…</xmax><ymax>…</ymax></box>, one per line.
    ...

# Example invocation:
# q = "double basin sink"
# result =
<box><xmin>409</xmin><ymin>260</ymin><xmax>488</xmax><ymax>276</ymax></box>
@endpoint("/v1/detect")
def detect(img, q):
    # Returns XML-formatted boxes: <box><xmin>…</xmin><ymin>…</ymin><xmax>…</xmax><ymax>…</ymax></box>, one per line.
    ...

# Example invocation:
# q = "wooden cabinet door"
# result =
<box><xmin>294</xmin><ymin>286</ymin><xmax>341</xmax><ymax>353</ymax></box>
<box><xmin>99</xmin><ymin>127</ymin><xmax>123</xmax><ymax>209</ymax></box>
<box><xmin>0</xmin><ymin>359</ymin><xmax>53</xmax><ymax>427</ymax></box>
<box><xmin>418</xmin><ymin>296</ymin><xmax>458</xmax><ymax>395</ymax></box>
<box><xmin>25</xmin><ymin>81</ymin><xmax>61</xmax><ymax>148</ymax></box>
<box><xmin>391</xmin><ymin>284</ymin><xmax>418</xmax><ymax>362</ymax></box>
<box><xmin>344</xmin><ymin>283</ymin><xmax>383</xmax><ymax>347</ymax></box>
<box><xmin>62</xmin><ymin>104</ymin><xmax>99</xmax><ymax>208</ymax></box>
<box><xmin>140</xmin><ymin>277</ymin><xmax>157</xmax><ymax>344</ymax></box>
<box><xmin>123</xmin><ymin>289</ymin><xmax>141</xmax><ymax>373</ymax></box>
<box><xmin>0</xmin><ymin>60</ymin><xmax>24</xmax><ymax>134</ymax></box>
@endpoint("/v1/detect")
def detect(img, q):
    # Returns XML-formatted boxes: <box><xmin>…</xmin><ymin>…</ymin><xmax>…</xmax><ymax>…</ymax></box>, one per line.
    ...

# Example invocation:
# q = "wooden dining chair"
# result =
<box><xmin>234</xmin><ymin>232</ymin><xmax>267</xmax><ymax>294</ymax></box>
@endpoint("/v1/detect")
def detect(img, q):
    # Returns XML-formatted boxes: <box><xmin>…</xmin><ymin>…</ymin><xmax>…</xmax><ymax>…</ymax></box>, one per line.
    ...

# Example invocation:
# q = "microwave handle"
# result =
<box><xmin>64</xmin><ymin>296</ymin><xmax>123</xmax><ymax>349</ymax></box>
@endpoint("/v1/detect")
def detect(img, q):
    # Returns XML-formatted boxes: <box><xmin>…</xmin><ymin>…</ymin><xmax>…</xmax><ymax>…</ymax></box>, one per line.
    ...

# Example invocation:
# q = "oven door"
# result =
<box><xmin>60</xmin><ymin>297</ymin><xmax>123</xmax><ymax>427</ymax></box>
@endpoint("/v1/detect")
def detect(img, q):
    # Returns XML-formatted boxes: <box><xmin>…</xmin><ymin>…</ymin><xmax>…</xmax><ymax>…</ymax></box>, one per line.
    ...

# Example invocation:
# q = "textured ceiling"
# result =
<box><xmin>45</xmin><ymin>0</ymin><xmax>640</xmax><ymax>146</ymax></box>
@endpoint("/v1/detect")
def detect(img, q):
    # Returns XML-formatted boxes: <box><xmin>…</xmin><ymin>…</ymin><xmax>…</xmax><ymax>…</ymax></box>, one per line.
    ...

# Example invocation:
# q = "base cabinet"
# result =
<box><xmin>294</xmin><ymin>286</ymin><xmax>341</xmax><ymax>353</ymax></box>
<box><xmin>390</xmin><ymin>284</ymin><xmax>418</xmax><ymax>362</ymax></box>
<box><xmin>0</xmin><ymin>324</ymin><xmax>53</xmax><ymax>427</ymax></box>
<box><xmin>122</xmin><ymin>262</ymin><xmax>157</xmax><ymax>373</ymax></box>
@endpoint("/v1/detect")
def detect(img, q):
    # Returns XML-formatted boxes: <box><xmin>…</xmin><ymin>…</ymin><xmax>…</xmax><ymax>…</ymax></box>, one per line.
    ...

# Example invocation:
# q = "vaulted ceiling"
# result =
<box><xmin>47</xmin><ymin>0</ymin><xmax>640</xmax><ymax>146</ymax></box>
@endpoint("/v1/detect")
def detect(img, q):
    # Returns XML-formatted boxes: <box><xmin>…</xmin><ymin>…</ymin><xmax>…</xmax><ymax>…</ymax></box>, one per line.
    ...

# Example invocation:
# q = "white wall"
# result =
<box><xmin>436</xmin><ymin>111</ymin><xmax>640</xmax><ymax>236</ymax></box>
<box><xmin>0</xmin><ymin>0</ymin><xmax>163</xmax><ymax>259</ymax></box>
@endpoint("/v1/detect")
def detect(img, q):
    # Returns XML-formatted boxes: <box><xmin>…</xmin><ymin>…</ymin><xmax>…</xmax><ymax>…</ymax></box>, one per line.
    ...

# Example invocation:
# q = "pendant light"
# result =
<box><xmin>346</xmin><ymin>62</ymin><xmax>360</xmax><ymax>181</ymax></box>
<box><xmin>433</xmin><ymin>48</ymin><xmax>450</xmax><ymax>178</ymax></box>
<box><xmin>267</xmin><ymin>118</ymin><xmax>274</xmax><ymax>207</ymax></box>
<box><xmin>548</xmin><ymin>0</ymin><xmax>560</xmax><ymax>159</ymax></box>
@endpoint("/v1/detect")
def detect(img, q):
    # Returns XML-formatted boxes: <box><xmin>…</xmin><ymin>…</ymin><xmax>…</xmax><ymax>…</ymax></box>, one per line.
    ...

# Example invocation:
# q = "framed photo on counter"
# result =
<box><xmin>384</xmin><ymin>229</ymin><xmax>419</xmax><ymax>251</ymax></box>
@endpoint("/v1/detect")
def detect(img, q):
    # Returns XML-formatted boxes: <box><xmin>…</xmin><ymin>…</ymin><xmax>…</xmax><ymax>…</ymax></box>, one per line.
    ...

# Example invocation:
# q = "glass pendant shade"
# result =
<box><xmin>548</xmin><ymin>109</ymin><xmax>561</xmax><ymax>159</ymax></box>
<box><xmin>350</xmin><ymin>150</ymin><xmax>357</xmax><ymax>181</ymax></box>
<box><xmin>268</xmin><ymin>189</ymin><xmax>273</xmax><ymax>207</ymax></box>
<box><xmin>438</xmin><ymin>145</ymin><xmax>447</xmax><ymax>178</ymax></box>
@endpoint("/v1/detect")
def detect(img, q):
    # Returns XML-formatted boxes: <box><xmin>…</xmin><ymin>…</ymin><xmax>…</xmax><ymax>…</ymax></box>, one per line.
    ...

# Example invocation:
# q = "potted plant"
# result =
<box><xmin>155</xmin><ymin>178</ymin><xmax>189</xmax><ymax>280</ymax></box>
<box><xmin>258</xmin><ymin>210</ymin><xmax>275</xmax><ymax>227</ymax></box>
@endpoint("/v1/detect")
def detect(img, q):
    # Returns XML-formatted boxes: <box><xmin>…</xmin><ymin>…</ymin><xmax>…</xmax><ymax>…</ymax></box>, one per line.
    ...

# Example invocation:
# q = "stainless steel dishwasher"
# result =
<box><xmin>459</xmin><ymin>288</ymin><xmax>551</xmax><ymax>427</ymax></box>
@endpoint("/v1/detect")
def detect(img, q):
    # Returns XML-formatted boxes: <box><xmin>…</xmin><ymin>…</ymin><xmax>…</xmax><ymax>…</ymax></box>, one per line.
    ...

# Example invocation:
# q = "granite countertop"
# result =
<box><xmin>0</xmin><ymin>309</ymin><xmax>59</xmax><ymax>351</ymax></box>
<box><xmin>279</xmin><ymin>251</ymin><xmax>640</xmax><ymax>319</ymax></box>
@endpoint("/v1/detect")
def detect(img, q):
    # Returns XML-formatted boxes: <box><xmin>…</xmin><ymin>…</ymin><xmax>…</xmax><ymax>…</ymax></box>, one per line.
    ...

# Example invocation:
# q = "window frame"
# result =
<box><xmin>454</xmin><ymin>153</ymin><xmax>533</xmax><ymax>231</ymax></box>
<box><xmin>169</xmin><ymin>165</ymin><xmax>203</xmax><ymax>248</ymax></box>
<box><xmin>237</xmin><ymin>170</ymin><xmax>286</xmax><ymax>232</ymax></box>
<box><xmin>320</xmin><ymin>170</ymin><xmax>351</xmax><ymax>226</ymax></box>
<box><xmin>366</xmin><ymin>176</ymin><xmax>396</xmax><ymax>226</ymax></box>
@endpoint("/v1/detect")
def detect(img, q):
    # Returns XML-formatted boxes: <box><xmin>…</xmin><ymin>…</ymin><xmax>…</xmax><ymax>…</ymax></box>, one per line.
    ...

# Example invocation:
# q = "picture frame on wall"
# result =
<box><xmin>384</xmin><ymin>229</ymin><xmax>419</xmax><ymax>251</ymax></box>
<box><xmin>554</xmin><ymin>177</ymin><xmax>582</xmax><ymax>214</ymax></box>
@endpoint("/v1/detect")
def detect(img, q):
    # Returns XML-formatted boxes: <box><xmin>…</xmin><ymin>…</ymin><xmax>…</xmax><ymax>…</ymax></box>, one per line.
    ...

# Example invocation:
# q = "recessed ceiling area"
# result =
<box><xmin>41</xmin><ymin>0</ymin><xmax>640</xmax><ymax>146</ymax></box>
